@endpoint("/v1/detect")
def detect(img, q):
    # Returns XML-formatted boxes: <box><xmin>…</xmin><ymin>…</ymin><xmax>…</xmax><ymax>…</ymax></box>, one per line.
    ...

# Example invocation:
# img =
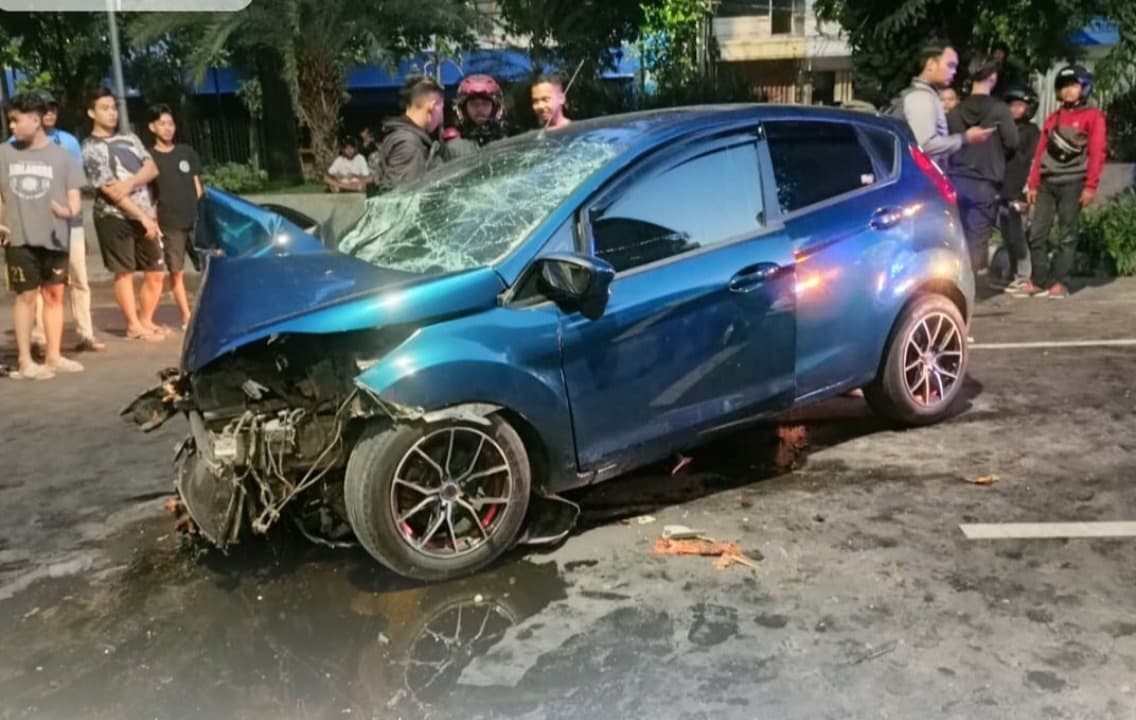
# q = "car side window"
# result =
<box><xmin>764</xmin><ymin>121</ymin><xmax>878</xmax><ymax>214</ymax></box>
<box><xmin>589</xmin><ymin>142</ymin><xmax>763</xmax><ymax>273</ymax></box>
<box><xmin>860</xmin><ymin>126</ymin><xmax>900</xmax><ymax>180</ymax></box>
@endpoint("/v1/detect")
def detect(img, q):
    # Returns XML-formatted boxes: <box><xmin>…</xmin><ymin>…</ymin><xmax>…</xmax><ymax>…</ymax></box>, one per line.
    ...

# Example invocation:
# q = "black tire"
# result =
<box><xmin>344</xmin><ymin>415</ymin><xmax>531</xmax><ymax>581</ymax></box>
<box><xmin>864</xmin><ymin>294</ymin><xmax>968</xmax><ymax>427</ymax></box>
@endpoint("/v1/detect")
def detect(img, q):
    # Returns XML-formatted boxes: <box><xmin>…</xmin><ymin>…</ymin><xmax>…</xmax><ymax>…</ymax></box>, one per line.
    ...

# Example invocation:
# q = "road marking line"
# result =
<box><xmin>961</xmin><ymin>522</ymin><xmax>1136</xmax><ymax>540</ymax></box>
<box><xmin>970</xmin><ymin>339</ymin><xmax>1136</xmax><ymax>350</ymax></box>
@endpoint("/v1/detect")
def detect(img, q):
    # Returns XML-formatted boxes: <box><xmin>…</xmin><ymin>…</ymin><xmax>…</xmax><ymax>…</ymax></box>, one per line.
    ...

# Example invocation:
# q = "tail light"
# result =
<box><xmin>909</xmin><ymin>145</ymin><xmax>957</xmax><ymax>206</ymax></box>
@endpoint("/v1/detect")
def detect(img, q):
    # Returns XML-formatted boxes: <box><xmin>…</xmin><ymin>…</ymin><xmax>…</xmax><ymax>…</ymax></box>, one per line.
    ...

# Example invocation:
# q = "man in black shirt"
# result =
<box><xmin>147</xmin><ymin>104</ymin><xmax>202</xmax><ymax>330</ymax></box>
<box><xmin>947</xmin><ymin>63</ymin><xmax>1018</xmax><ymax>277</ymax></box>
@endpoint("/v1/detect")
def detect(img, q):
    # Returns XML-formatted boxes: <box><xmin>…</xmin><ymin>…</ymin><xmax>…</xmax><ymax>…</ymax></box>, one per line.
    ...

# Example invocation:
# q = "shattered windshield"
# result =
<box><xmin>338</xmin><ymin>132</ymin><xmax>629</xmax><ymax>275</ymax></box>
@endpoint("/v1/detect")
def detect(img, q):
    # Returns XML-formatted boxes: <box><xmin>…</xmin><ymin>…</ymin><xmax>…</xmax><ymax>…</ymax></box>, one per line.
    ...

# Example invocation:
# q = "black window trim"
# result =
<box><xmin>577</xmin><ymin>128</ymin><xmax>784</xmax><ymax>280</ymax></box>
<box><xmin>761</xmin><ymin>118</ymin><xmax>902</xmax><ymax>220</ymax></box>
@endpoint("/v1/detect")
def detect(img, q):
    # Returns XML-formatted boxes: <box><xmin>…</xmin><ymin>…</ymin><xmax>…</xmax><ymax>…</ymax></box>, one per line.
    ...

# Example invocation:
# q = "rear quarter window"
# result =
<box><xmin>859</xmin><ymin>126</ymin><xmax>900</xmax><ymax>180</ymax></box>
<box><xmin>764</xmin><ymin>120</ymin><xmax>878</xmax><ymax>214</ymax></box>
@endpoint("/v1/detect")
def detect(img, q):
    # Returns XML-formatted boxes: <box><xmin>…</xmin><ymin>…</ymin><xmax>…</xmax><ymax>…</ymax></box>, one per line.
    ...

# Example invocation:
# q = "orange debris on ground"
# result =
<box><xmin>652</xmin><ymin>536</ymin><xmax>761</xmax><ymax>571</ymax></box>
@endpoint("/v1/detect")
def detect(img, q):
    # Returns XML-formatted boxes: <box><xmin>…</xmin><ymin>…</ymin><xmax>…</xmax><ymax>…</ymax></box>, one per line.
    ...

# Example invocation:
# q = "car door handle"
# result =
<box><xmin>870</xmin><ymin>207</ymin><xmax>903</xmax><ymax>230</ymax></box>
<box><xmin>728</xmin><ymin>262</ymin><xmax>781</xmax><ymax>292</ymax></box>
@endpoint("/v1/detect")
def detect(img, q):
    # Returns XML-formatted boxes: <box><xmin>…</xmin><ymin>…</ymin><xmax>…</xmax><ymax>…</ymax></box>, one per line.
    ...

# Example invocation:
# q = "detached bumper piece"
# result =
<box><xmin>121</xmin><ymin>368</ymin><xmax>188</xmax><ymax>432</ymax></box>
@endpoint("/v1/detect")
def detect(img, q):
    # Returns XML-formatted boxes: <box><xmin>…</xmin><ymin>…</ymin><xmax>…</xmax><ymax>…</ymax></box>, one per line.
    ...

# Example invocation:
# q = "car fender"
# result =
<box><xmin>871</xmin><ymin>243</ymin><xmax>972</xmax><ymax>366</ymax></box>
<box><xmin>353</xmin><ymin>331</ymin><xmax>579</xmax><ymax>489</ymax></box>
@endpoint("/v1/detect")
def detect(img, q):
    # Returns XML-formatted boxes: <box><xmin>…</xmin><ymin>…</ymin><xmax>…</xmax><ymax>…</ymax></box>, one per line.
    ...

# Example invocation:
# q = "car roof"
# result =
<box><xmin>543</xmin><ymin>104</ymin><xmax>913</xmax><ymax>153</ymax></box>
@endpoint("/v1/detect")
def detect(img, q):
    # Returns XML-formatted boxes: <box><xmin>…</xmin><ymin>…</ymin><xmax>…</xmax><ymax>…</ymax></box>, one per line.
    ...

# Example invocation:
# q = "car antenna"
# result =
<box><xmin>538</xmin><ymin>58</ymin><xmax>587</xmax><ymax>138</ymax></box>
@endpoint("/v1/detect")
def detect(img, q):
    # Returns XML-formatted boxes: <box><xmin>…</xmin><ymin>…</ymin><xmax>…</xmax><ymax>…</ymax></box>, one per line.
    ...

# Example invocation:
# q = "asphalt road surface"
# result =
<box><xmin>1</xmin><ymin>278</ymin><xmax>1135</xmax><ymax>720</ymax></box>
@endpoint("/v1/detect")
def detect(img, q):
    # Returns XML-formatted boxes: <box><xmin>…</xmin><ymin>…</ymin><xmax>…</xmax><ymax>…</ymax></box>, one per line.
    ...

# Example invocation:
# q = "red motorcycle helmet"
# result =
<box><xmin>454</xmin><ymin>74</ymin><xmax>505</xmax><ymax>124</ymax></box>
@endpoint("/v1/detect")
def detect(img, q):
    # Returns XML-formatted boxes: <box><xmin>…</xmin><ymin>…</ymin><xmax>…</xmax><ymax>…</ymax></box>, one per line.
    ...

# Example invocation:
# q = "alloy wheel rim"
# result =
<box><xmin>390</xmin><ymin>427</ymin><xmax>513</xmax><ymax>559</ymax></box>
<box><xmin>902</xmin><ymin>312</ymin><xmax>963</xmax><ymax>408</ymax></box>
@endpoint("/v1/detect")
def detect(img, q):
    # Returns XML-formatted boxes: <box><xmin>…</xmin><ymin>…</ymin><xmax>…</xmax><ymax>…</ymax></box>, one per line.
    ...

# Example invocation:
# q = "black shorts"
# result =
<box><xmin>160</xmin><ymin>226</ymin><xmax>195</xmax><ymax>272</ymax></box>
<box><xmin>4</xmin><ymin>245</ymin><xmax>69</xmax><ymax>294</ymax></box>
<box><xmin>95</xmin><ymin>215</ymin><xmax>165</xmax><ymax>274</ymax></box>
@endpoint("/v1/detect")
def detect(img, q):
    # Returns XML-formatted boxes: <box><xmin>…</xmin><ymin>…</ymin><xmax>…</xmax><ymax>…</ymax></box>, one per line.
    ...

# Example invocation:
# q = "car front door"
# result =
<box><xmin>557</xmin><ymin>131</ymin><xmax>797</xmax><ymax>476</ymax></box>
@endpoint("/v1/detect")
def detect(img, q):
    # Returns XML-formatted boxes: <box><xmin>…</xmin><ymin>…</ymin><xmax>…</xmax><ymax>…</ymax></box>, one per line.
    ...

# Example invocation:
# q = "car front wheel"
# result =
<box><xmin>864</xmin><ymin>294</ymin><xmax>968</xmax><ymax>426</ymax></box>
<box><xmin>345</xmin><ymin>415</ymin><xmax>531</xmax><ymax>581</ymax></box>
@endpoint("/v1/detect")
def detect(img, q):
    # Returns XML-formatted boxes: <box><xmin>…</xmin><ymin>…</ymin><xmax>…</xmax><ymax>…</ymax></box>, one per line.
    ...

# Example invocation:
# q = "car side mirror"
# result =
<box><xmin>537</xmin><ymin>252</ymin><xmax>615</xmax><ymax>321</ymax></box>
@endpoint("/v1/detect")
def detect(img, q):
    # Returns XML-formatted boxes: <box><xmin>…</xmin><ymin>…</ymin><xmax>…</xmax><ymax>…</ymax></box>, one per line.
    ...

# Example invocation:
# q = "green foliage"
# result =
<box><xmin>496</xmin><ymin>0</ymin><xmax>648</xmax><ymax>72</ymax></box>
<box><xmin>130</xmin><ymin>0</ymin><xmax>477</xmax><ymax>177</ymax></box>
<box><xmin>640</xmin><ymin>0</ymin><xmax>713</xmax><ymax>100</ymax></box>
<box><xmin>1080</xmin><ymin>192</ymin><xmax>1136</xmax><ymax>277</ymax></box>
<box><xmin>202</xmin><ymin>162</ymin><xmax>269</xmax><ymax>194</ymax></box>
<box><xmin>1102</xmin><ymin>85</ymin><xmax>1136</xmax><ymax>162</ymax></box>
<box><xmin>0</xmin><ymin>12</ymin><xmax>111</xmax><ymax>129</ymax></box>
<box><xmin>813</xmin><ymin>0</ymin><xmax>1094</xmax><ymax>104</ymax></box>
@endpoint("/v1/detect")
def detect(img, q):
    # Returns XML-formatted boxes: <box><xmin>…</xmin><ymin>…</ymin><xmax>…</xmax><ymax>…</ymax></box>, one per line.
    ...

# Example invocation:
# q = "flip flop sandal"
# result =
<box><xmin>75</xmin><ymin>337</ymin><xmax>108</xmax><ymax>353</ymax></box>
<box><xmin>127</xmin><ymin>330</ymin><xmax>165</xmax><ymax>343</ymax></box>
<box><xmin>11</xmin><ymin>363</ymin><xmax>55</xmax><ymax>381</ymax></box>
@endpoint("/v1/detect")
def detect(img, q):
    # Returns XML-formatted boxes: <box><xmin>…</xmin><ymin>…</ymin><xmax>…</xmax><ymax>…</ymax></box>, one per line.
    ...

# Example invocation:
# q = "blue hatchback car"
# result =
<box><xmin>128</xmin><ymin>105</ymin><xmax>974</xmax><ymax>581</ymax></box>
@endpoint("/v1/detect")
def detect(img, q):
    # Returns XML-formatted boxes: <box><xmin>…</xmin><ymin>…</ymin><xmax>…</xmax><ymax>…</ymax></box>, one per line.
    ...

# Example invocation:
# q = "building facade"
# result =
<box><xmin>712</xmin><ymin>0</ymin><xmax>853</xmax><ymax>105</ymax></box>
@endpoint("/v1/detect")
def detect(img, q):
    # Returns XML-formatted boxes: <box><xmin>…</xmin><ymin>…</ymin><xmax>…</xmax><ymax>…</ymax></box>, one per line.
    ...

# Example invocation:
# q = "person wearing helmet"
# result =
<box><xmin>1017</xmin><ymin>65</ymin><xmax>1107</xmax><ymax>299</ymax></box>
<box><xmin>445</xmin><ymin>74</ymin><xmax>509</xmax><ymax>160</ymax></box>
<box><xmin>997</xmin><ymin>87</ymin><xmax>1041</xmax><ymax>292</ymax></box>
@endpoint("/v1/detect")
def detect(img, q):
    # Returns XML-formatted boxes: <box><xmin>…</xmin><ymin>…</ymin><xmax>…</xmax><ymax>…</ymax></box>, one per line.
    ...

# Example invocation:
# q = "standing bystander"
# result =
<box><xmin>947</xmin><ymin>63</ymin><xmax>1018</xmax><ymax>278</ymax></box>
<box><xmin>531</xmin><ymin>74</ymin><xmax>572</xmax><ymax>130</ymax></box>
<box><xmin>82</xmin><ymin>87</ymin><xmax>166</xmax><ymax>341</ymax></box>
<box><xmin>0</xmin><ymin>92</ymin><xmax>86</xmax><ymax>379</ymax></box>
<box><xmin>13</xmin><ymin>92</ymin><xmax>105</xmax><ymax>353</ymax></box>
<box><xmin>1018</xmin><ymin>65</ymin><xmax>1108</xmax><ymax>299</ymax></box>
<box><xmin>147</xmin><ymin>104</ymin><xmax>202</xmax><ymax>330</ymax></box>
<box><xmin>889</xmin><ymin>42</ymin><xmax>994</xmax><ymax>168</ymax></box>
<box><xmin>998</xmin><ymin>87</ymin><xmax>1041</xmax><ymax>292</ymax></box>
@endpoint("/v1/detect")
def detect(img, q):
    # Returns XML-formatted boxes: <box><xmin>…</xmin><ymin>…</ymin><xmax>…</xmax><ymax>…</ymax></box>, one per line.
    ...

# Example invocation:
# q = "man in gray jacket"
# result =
<box><xmin>895</xmin><ymin>43</ymin><xmax>994</xmax><ymax>167</ymax></box>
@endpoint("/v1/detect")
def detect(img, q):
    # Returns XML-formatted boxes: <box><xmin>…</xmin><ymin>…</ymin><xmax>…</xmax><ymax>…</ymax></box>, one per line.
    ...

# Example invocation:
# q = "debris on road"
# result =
<box><xmin>967</xmin><ymin>474</ymin><xmax>1000</xmax><ymax>486</ymax></box>
<box><xmin>661</xmin><ymin>525</ymin><xmax>706</xmax><ymax>540</ymax></box>
<box><xmin>622</xmin><ymin>515</ymin><xmax>657</xmax><ymax>526</ymax></box>
<box><xmin>848</xmin><ymin>639</ymin><xmax>899</xmax><ymax>665</ymax></box>
<box><xmin>652</xmin><ymin>535</ymin><xmax>761</xmax><ymax>572</ymax></box>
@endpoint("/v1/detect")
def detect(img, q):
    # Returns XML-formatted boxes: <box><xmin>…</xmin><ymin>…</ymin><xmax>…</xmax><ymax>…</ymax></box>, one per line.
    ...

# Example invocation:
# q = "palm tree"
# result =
<box><xmin>132</xmin><ymin>0</ymin><xmax>478</xmax><ymax>177</ymax></box>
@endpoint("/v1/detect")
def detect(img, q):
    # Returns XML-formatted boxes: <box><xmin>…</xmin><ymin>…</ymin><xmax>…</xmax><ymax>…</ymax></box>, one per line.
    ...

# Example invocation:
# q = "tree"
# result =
<box><xmin>132</xmin><ymin>0</ymin><xmax>478</xmax><ymax>179</ymax></box>
<box><xmin>0</xmin><ymin>12</ymin><xmax>111</xmax><ymax>130</ymax></box>
<box><xmin>812</xmin><ymin>0</ymin><xmax>1099</xmax><ymax>105</ymax></box>
<box><xmin>640</xmin><ymin>0</ymin><xmax>715</xmax><ymax>103</ymax></box>
<box><xmin>495</xmin><ymin>0</ymin><xmax>649</xmax><ymax>72</ymax></box>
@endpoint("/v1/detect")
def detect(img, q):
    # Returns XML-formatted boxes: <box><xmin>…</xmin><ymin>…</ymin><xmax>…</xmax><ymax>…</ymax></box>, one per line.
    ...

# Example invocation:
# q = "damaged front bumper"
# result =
<box><xmin>123</xmin><ymin>366</ymin><xmax>581</xmax><ymax>555</ymax></box>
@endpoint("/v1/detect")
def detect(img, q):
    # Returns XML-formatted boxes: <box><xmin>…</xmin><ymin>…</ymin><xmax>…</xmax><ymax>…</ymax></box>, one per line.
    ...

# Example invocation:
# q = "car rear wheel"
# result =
<box><xmin>345</xmin><ymin>415</ymin><xmax>531</xmax><ymax>581</ymax></box>
<box><xmin>864</xmin><ymin>294</ymin><xmax>968</xmax><ymax>426</ymax></box>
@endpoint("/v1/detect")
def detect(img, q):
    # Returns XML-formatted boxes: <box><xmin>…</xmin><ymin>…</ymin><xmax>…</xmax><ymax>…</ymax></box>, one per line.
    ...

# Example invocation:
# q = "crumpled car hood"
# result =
<box><xmin>182</xmin><ymin>252</ymin><xmax>504</xmax><ymax>373</ymax></box>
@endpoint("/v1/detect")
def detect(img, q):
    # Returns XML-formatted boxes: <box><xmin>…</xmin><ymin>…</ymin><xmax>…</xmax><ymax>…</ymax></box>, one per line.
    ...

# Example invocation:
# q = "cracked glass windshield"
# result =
<box><xmin>338</xmin><ymin>131</ymin><xmax>629</xmax><ymax>274</ymax></box>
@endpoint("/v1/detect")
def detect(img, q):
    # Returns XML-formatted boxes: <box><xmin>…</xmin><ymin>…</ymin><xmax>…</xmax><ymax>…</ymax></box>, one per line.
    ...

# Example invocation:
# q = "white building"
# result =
<box><xmin>712</xmin><ymin>0</ymin><xmax>853</xmax><ymax>105</ymax></box>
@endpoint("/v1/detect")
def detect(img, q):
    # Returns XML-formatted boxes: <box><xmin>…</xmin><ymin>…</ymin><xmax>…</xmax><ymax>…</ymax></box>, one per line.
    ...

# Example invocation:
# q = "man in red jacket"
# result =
<box><xmin>1017</xmin><ymin>64</ymin><xmax>1107</xmax><ymax>299</ymax></box>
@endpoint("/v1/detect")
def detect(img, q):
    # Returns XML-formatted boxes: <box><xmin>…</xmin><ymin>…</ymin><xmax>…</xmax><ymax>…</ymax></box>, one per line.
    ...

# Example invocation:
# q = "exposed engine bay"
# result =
<box><xmin>124</xmin><ymin>329</ymin><xmax>415</xmax><ymax>548</ymax></box>
<box><xmin>123</xmin><ymin>329</ymin><xmax>580</xmax><ymax>555</ymax></box>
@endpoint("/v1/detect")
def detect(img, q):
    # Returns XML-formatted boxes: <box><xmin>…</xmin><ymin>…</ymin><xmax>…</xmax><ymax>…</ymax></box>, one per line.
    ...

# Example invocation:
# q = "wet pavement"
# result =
<box><xmin>2</xmin><ymin>279</ymin><xmax>1136</xmax><ymax>719</ymax></box>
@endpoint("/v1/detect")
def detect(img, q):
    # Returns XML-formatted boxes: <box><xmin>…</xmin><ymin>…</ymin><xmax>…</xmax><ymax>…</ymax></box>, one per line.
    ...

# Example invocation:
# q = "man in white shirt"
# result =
<box><xmin>324</xmin><ymin>139</ymin><xmax>371</xmax><ymax>193</ymax></box>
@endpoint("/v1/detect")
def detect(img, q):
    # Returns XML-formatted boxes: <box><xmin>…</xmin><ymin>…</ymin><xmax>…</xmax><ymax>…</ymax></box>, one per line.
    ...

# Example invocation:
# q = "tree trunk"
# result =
<box><xmin>295</xmin><ymin>43</ymin><xmax>345</xmax><ymax>180</ymax></box>
<box><xmin>256</xmin><ymin>50</ymin><xmax>303</xmax><ymax>185</ymax></box>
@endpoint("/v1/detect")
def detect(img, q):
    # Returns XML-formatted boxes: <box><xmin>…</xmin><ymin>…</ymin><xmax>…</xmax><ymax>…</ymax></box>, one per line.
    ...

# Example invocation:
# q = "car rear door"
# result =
<box><xmin>760</xmin><ymin>119</ymin><xmax>918</xmax><ymax>400</ymax></box>
<box><xmin>557</xmin><ymin>130</ymin><xmax>797</xmax><ymax>477</ymax></box>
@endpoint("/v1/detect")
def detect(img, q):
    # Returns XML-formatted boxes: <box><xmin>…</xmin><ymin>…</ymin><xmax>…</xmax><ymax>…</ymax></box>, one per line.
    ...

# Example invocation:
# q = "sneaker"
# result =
<box><xmin>11</xmin><ymin>362</ymin><xmax>55</xmax><ymax>381</ymax></box>
<box><xmin>1002</xmin><ymin>278</ymin><xmax>1030</xmax><ymax>294</ymax></box>
<box><xmin>47</xmin><ymin>357</ymin><xmax>85</xmax><ymax>373</ymax></box>
<box><xmin>1010</xmin><ymin>281</ymin><xmax>1045</xmax><ymax>297</ymax></box>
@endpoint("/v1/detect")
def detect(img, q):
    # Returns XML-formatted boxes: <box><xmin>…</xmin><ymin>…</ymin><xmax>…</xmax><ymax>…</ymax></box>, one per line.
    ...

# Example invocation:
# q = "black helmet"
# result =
<box><xmin>1054</xmin><ymin>64</ymin><xmax>1093</xmax><ymax>102</ymax></box>
<box><xmin>36</xmin><ymin>90</ymin><xmax>58</xmax><ymax>109</ymax></box>
<box><xmin>1003</xmin><ymin>87</ymin><xmax>1039</xmax><ymax>119</ymax></box>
